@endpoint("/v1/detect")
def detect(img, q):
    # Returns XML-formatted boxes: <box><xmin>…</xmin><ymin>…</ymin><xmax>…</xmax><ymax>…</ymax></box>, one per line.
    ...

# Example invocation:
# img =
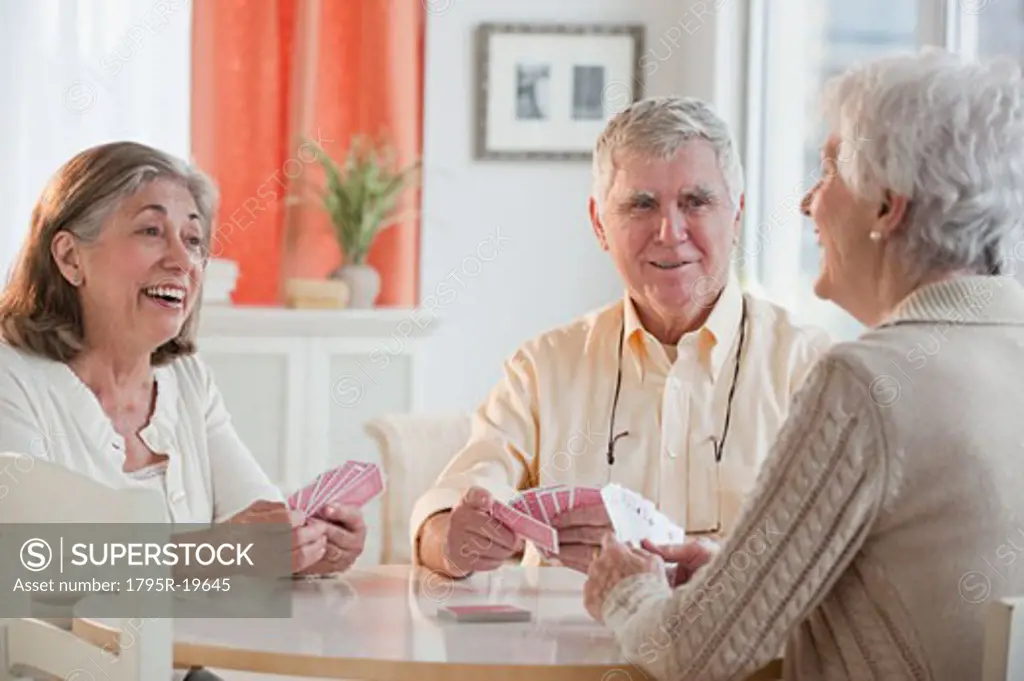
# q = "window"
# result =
<box><xmin>743</xmin><ymin>0</ymin><xmax>963</xmax><ymax>340</ymax></box>
<box><xmin>974</xmin><ymin>0</ymin><xmax>1024</xmax><ymax>59</ymax></box>
<box><xmin>0</xmin><ymin>1</ymin><xmax>190</xmax><ymax>281</ymax></box>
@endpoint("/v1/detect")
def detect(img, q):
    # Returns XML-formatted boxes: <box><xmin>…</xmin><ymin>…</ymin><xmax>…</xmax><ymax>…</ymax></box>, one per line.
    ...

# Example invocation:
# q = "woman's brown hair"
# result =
<box><xmin>0</xmin><ymin>141</ymin><xmax>219</xmax><ymax>366</ymax></box>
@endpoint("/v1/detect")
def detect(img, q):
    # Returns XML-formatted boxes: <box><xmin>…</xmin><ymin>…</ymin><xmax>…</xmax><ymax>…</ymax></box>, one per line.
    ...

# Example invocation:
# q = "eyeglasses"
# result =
<box><xmin>606</xmin><ymin>295</ymin><xmax>748</xmax><ymax>468</ymax></box>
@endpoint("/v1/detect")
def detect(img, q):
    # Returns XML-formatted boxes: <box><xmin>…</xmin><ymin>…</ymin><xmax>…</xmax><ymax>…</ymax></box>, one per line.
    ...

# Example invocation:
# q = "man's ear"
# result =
<box><xmin>732</xmin><ymin>193</ymin><xmax>745</xmax><ymax>243</ymax></box>
<box><xmin>588</xmin><ymin>196</ymin><xmax>609</xmax><ymax>251</ymax></box>
<box><xmin>50</xmin><ymin>231</ymin><xmax>83</xmax><ymax>286</ymax></box>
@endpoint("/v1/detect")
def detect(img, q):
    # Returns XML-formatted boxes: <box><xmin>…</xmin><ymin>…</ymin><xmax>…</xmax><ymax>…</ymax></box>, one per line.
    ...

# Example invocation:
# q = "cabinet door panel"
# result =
<box><xmin>318</xmin><ymin>348</ymin><xmax>414</xmax><ymax>567</ymax></box>
<box><xmin>197</xmin><ymin>340</ymin><xmax>302</xmax><ymax>488</ymax></box>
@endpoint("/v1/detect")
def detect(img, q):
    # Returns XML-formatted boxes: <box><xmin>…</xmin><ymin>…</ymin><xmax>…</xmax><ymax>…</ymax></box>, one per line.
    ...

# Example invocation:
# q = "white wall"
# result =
<box><xmin>0</xmin><ymin>0</ymin><xmax>192</xmax><ymax>279</ymax></box>
<box><xmin>0</xmin><ymin>0</ymin><xmax>741</xmax><ymax>418</ymax></box>
<box><xmin>417</xmin><ymin>0</ymin><xmax>738</xmax><ymax>412</ymax></box>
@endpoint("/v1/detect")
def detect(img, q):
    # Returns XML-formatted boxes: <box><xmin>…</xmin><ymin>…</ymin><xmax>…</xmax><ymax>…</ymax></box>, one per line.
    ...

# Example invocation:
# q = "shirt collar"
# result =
<box><xmin>621</xmin><ymin>272</ymin><xmax>745</xmax><ymax>381</ymax></box>
<box><xmin>701</xmin><ymin>273</ymin><xmax>745</xmax><ymax>379</ymax></box>
<box><xmin>879</xmin><ymin>275</ymin><xmax>1024</xmax><ymax>328</ymax></box>
<box><xmin>148</xmin><ymin>364</ymin><xmax>179</xmax><ymax>430</ymax></box>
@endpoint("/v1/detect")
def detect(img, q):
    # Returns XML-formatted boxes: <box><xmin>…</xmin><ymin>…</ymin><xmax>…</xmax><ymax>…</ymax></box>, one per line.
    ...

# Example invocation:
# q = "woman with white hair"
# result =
<box><xmin>583</xmin><ymin>48</ymin><xmax>1024</xmax><ymax>680</ymax></box>
<box><xmin>0</xmin><ymin>141</ymin><xmax>365</xmax><ymax>577</ymax></box>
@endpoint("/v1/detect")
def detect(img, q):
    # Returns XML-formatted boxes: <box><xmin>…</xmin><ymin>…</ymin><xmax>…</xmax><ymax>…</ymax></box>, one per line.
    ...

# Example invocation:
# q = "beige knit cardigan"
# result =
<box><xmin>602</xmin><ymin>275</ymin><xmax>1024</xmax><ymax>681</ymax></box>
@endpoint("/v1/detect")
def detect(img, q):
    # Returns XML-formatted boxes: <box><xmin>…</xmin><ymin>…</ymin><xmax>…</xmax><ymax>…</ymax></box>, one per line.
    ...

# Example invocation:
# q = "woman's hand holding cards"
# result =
<box><xmin>640</xmin><ymin>536</ymin><xmax>719</xmax><ymax>586</ymax></box>
<box><xmin>223</xmin><ymin>500</ymin><xmax>323</xmax><ymax>574</ymax></box>
<box><xmin>221</xmin><ymin>499</ymin><xmax>366</xmax><ymax>576</ymax></box>
<box><xmin>290</xmin><ymin>510</ymin><xmax>329</xmax><ymax>573</ymax></box>
<box><xmin>283</xmin><ymin>460</ymin><xmax>381</xmax><ymax>575</ymax></box>
<box><xmin>296</xmin><ymin>505</ymin><xmax>367</xmax><ymax>576</ymax></box>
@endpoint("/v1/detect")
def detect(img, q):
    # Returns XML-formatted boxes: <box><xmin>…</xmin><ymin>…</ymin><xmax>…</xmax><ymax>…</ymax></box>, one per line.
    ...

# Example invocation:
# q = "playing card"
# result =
<box><xmin>307</xmin><ymin>471</ymin><xmax>332</xmax><ymax>512</ymax></box>
<box><xmin>600</xmin><ymin>484</ymin><xmax>685</xmax><ymax>545</ymax></box>
<box><xmin>287</xmin><ymin>461</ymin><xmax>385</xmax><ymax>518</ymax></box>
<box><xmin>333</xmin><ymin>464</ymin><xmax>385</xmax><ymax>508</ymax></box>
<box><xmin>291</xmin><ymin>467</ymin><xmax>335</xmax><ymax>514</ymax></box>
<box><xmin>573</xmin><ymin>487</ymin><xmax>603</xmax><ymax>508</ymax></box>
<box><xmin>523</xmin><ymin>490</ymin><xmax>545</xmax><ymax>523</ymax></box>
<box><xmin>555</xmin><ymin>490</ymin><xmax>571</xmax><ymax>514</ymax></box>
<box><xmin>311</xmin><ymin>462</ymin><xmax>363</xmax><ymax>512</ymax></box>
<box><xmin>438</xmin><ymin>604</ymin><xmax>532</xmax><ymax>623</ymax></box>
<box><xmin>317</xmin><ymin>464</ymin><xmax>351</xmax><ymax>498</ymax></box>
<box><xmin>539</xmin><ymin>491</ymin><xmax>558</xmax><ymax>523</ymax></box>
<box><xmin>299</xmin><ymin>481</ymin><xmax>317</xmax><ymax>512</ymax></box>
<box><xmin>303</xmin><ymin>471</ymin><xmax>333</xmax><ymax>515</ymax></box>
<box><xmin>490</xmin><ymin>500</ymin><xmax>559</xmax><ymax>553</ymax></box>
<box><xmin>488</xmin><ymin>483</ymin><xmax>684</xmax><ymax>557</ymax></box>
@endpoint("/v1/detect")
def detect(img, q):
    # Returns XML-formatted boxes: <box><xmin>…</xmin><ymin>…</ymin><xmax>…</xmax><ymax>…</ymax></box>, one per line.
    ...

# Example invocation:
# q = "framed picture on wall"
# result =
<box><xmin>474</xmin><ymin>23</ymin><xmax>645</xmax><ymax>161</ymax></box>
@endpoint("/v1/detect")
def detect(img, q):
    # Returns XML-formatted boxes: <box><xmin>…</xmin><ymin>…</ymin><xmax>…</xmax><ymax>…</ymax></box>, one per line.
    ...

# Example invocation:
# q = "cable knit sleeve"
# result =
<box><xmin>601</xmin><ymin>355</ymin><xmax>890</xmax><ymax>681</ymax></box>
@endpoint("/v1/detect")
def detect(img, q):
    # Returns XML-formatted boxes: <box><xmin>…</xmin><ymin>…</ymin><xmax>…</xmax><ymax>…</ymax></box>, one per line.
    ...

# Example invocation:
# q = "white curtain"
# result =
<box><xmin>0</xmin><ymin>0</ymin><xmax>192</xmax><ymax>279</ymax></box>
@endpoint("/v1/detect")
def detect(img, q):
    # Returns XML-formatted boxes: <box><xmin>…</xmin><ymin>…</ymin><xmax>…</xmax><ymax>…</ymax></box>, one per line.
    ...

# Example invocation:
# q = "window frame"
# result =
<box><xmin>738</xmin><ymin>0</ymin><xmax>973</xmax><ymax>334</ymax></box>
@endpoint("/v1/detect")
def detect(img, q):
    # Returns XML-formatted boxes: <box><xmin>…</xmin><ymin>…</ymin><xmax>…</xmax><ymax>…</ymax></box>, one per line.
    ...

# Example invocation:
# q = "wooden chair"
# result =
<box><xmin>0</xmin><ymin>452</ymin><xmax>172</xmax><ymax>681</ymax></box>
<box><xmin>983</xmin><ymin>596</ymin><xmax>1024</xmax><ymax>681</ymax></box>
<box><xmin>364</xmin><ymin>412</ymin><xmax>471</xmax><ymax>564</ymax></box>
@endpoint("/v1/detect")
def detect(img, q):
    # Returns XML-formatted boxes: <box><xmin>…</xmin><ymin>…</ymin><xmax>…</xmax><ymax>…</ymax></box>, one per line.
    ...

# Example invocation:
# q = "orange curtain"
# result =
<box><xmin>191</xmin><ymin>0</ymin><xmax>424</xmax><ymax>307</ymax></box>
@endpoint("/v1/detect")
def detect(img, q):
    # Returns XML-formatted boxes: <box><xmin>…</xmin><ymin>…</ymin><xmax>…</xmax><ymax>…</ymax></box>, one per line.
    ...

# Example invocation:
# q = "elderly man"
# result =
<box><xmin>412</xmin><ymin>96</ymin><xmax>831</xmax><ymax>579</ymax></box>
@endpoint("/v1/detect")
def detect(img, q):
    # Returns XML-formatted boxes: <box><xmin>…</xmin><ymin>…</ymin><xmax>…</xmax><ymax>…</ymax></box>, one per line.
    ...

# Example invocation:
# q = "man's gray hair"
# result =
<box><xmin>591</xmin><ymin>96</ymin><xmax>744</xmax><ymax>213</ymax></box>
<box><xmin>822</xmin><ymin>48</ymin><xmax>1024</xmax><ymax>277</ymax></box>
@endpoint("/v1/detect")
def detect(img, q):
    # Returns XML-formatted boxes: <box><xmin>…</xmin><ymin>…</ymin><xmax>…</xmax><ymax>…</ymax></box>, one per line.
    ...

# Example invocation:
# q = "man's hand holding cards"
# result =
<box><xmin>486</xmin><ymin>484</ymin><xmax>611</xmax><ymax>574</ymax></box>
<box><xmin>488</xmin><ymin>483</ymin><xmax>686</xmax><ymax>574</ymax></box>
<box><xmin>443</xmin><ymin>483</ymin><xmax>687</xmax><ymax>576</ymax></box>
<box><xmin>548</xmin><ymin>502</ymin><xmax>612</xmax><ymax>572</ymax></box>
<box><xmin>442</xmin><ymin>487</ymin><xmax>526</xmax><ymax>577</ymax></box>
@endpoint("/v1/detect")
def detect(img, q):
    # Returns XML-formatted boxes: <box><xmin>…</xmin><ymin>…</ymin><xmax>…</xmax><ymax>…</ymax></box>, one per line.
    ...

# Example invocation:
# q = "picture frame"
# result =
<box><xmin>474</xmin><ymin>22</ymin><xmax>646</xmax><ymax>161</ymax></box>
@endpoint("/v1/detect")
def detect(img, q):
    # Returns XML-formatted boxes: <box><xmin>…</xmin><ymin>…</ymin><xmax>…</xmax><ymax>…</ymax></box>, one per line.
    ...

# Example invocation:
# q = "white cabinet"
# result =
<box><xmin>196</xmin><ymin>306</ymin><xmax>434</xmax><ymax>567</ymax></box>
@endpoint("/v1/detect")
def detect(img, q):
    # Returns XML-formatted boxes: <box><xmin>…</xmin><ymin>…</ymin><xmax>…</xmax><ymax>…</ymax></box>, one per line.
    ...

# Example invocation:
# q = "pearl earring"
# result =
<box><xmin>869</xmin><ymin>231</ymin><xmax>882</xmax><ymax>242</ymax></box>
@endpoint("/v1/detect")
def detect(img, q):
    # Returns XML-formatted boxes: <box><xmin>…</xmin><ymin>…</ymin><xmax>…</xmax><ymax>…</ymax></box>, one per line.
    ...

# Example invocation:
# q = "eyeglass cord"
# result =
<box><xmin>606</xmin><ymin>295</ymin><xmax>748</xmax><ymax>467</ymax></box>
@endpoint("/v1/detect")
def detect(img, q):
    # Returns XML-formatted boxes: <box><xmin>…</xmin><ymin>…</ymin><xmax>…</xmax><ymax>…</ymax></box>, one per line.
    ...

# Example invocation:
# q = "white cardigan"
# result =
<box><xmin>0</xmin><ymin>342</ymin><xmax>283</xmax><ymax>523</ymax></box>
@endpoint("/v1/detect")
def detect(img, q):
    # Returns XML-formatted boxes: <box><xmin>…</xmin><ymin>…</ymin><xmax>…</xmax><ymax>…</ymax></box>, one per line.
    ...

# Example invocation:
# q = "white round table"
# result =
<box><xmin>72</xmin><ymin>564</ymin><xmax>782</xmax><ymax>680</ymax></box>
<box><xmin>72</xmin><ymin>565</ymin><xmax>632</xmax><ymax>680</ymax></box>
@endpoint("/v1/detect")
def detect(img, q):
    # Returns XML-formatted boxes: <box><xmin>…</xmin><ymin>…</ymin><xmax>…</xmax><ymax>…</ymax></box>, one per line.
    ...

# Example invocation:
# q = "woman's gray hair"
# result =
<box><xmin>822</xmin><ymin>47</ymin><xmax>1024</xmax><ymax>277</ymax></box>
<box><xmin>0</xmin><ymin>141</ymin><xmax>219</xmax><ymax>365</ymax></box>
<box><xmin>592</xmin><ymin>96</ymin><xmax>744</xmax><ymax>213</ymax></box>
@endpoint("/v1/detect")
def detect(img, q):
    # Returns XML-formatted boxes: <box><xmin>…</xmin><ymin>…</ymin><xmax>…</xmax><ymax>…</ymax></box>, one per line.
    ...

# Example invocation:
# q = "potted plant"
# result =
<box><xmin>299</xmin><ymin>134</ymin><xmax>420</xmax><ymax>308</ymax></box>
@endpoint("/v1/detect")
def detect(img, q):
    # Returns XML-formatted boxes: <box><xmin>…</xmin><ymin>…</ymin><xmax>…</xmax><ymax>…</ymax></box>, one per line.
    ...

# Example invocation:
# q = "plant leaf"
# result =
<box><xmin>299</xmin><ymin>133</ymin><xmax>422</xmax><ymax>266</ymax></box>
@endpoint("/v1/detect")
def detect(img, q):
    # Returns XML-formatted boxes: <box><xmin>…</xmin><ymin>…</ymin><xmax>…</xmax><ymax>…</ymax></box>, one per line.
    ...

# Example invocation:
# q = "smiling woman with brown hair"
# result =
<box><xmin>0</xmin><ymin>140</ymin><xmax>365</xmax><ymax>577</ymax></box>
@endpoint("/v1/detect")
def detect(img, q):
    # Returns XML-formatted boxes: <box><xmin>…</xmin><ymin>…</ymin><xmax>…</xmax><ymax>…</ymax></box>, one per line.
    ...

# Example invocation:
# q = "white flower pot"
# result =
<box><xmin>334</xmin><ymin>264</ymin><xmax>381</xmax><ymax>308</ymax></box>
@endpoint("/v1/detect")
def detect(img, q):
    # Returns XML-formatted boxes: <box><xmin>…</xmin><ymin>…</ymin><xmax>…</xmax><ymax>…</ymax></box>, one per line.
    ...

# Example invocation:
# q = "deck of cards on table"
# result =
<box><xmin>487</xmin><ymin>483</ymin><xmax>686</xmax><ymax>555</ymax></box>
<box><xmin>288</xmin><ymin>461</ymin><xmax>385</xmax><ymax>518</ymax></box>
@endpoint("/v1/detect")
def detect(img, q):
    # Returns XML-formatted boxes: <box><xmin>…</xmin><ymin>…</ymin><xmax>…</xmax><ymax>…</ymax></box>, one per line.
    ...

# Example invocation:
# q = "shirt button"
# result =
<box><xmin>171</xmin><ymin>491</ymin><xmax>186</xmax><ymax>504</ymax></box>
<box><xmin>665</xmin><ymin>447</ymin><xmax>678</xmax><ymax>459</ymax></box>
